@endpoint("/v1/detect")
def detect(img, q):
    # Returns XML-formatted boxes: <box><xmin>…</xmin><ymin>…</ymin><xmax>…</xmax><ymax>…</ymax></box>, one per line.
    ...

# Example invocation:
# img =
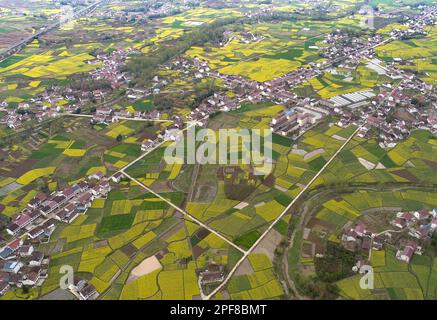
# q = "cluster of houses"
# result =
<box><xmin>0</xmin><ymin>46</ymin><xmax>138</xmax><ymax>131</ymax></box>
<box><xmin>187</xmin><ymin>92</ymin><xmax>240</xmax><ymax>125</ymax></box>
<box><xmin>387</xmin><ymin>5</ymin><xmax>436</xmax><ymax>41</ymax></box>
<box><xmin>220</xmin><ymin>30</ymin><xmax>265</xmax><ymax>47</ymax></box>
<box><xmin>319</xmin><ymin>14</ymin><xmax>436</xmax><ymax>148</ymax></box>
<box><xmin>391</xmin><ymin>209</ymin><xmax>437</xmax><ymax>240</ymax></box>
<box><xmin>321</xmin><ymin>31</ymin><xmax>385</xmax><ymax>62</ymax></box>
<box><xmin>91</xmin><ymin>106</ymin><xmax>162</xmax><ymax>125</ymax></box>
<box><xmin>13</xmin><ymin>2</ymin><xmax>428</xmax><ymax>149</ymax></box>
<box><xmin>169</xmin><ymin>56</ymin><xmax>323</xmax><ymax>126</ymax></box>
<box><xmin>95</xmin><ymin>0</ymin><xmax>196</xmax><ymax>23</ymax></box>
<box><xmin>0</xmin><ymin>171</ymin><xmax>113</xmax><ymax>297</ymax></box>
<box><xmin>321</xmin><ymin>4</ymin><xmax>435</xmax><ymax>64</ymax></box>
<box><xmin>316</xmin><ymin>7</ymin><xmax>436</xmax><ymax>143</ymax></box>
<box><xmin>0</xmin><ymin>81</ymin><xmax>93</xmax><ymax>129</ymax></box>
<box><xmin>263</xmin><ymin>67</ymin><xmax>321</xmax><ymax>103</ymax></box>
<box><xmin>348</xmin><ymin>77</ymin><xmax>436</xmax><ymax>148</ymax></box>
<box><xmin>6</xmin><ymin>172</ymin><xmax>110</xmax><ymax>239</ymax></box>
<box><xmin>67</xmin><ymin>276</ymin><xmax>99</xmax><ymax>300</ymax></box>
<box><xmin>269</xmin><ymin>100</ymin><xmax>324</xmax><ymax>137</ymax></box>
<box><xmin>242</xmin><ymin>4</ymin><xmax>274</xmax><ymax>19</ymax></box>
<box><xmin>89</xmin><ymin>47</ymin><xmax>138</xmax><ymax>90</ymax></box>
<box><xmin>342</xmin><ymin>223</ymin><xmax>387</xmax><ymax>253</ymax></box>
<box><xmin>169</xmin><ymin>57</ymin><xmax>211</xmax><ymax>82</ymax></box>
<box><xmin>0</xmin><ymin>238</ymin><xmax>49</xmax><ymax>296</ymax></box>
<box><xmin>0</xmin><ymin>106</ymin><xmax>32</xmax><ymax>129</ymax></box>
<box><xmin>174</xmin><ymin>20</ymin><xmax>436</xmax><ymax>145</ymax></box>
<box><xmin>342</xmin><ymin>208</ymin><xmax>437</xmax><ymax>267</ymax></box>
<box><xmin>198</xmin><ymin>263</ymin><xmax>226</xmax><ymax>285</ymax></box>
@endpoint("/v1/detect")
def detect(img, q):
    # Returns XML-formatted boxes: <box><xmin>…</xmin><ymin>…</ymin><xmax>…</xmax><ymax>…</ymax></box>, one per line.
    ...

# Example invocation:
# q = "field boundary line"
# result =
<box><xmin>64</xmin><ymin>113</ymin><xmax>173</xmax><ymax>123</ymax></box>
<box><xmin>121</xmin><ymin>171</ymin><xmax>247</xmax><ymax>254</ymax></box>
<box><xmin>109</xmin><ymin>119</ymin><xmax>203</xmax><ymax>179</ymax></box>
<box><xmin>204</xmin><ymin>76</ymin><xmax>407</xmax><ymax>299</ymax></box>
<box><xmin>204</xmin><ymin>123</ymin><xmax>364</xmax><ymax>300</ymax></box>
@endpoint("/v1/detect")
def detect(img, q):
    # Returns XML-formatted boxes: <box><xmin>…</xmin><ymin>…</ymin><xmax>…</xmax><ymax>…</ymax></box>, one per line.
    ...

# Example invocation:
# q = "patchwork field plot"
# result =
<box><xmin>305</xmin><ymin>63</ymin><xmax>393</xmax><ymax>99</ymax></box>
<box><xmin>300</xmin><ymin>184</ymin><xmax>437</xmax><ymax>300</ymax></box>
<box><xmin>375</xmin><ymin>25</ymin><xmax>437</xmax><ymax>84</ymax></box>
<box><xmin>225</xmin><ymin>253</ymin><xmax>284</xmax><ymax>300</ymax></box>
<box><xmin>0</xmin><ymin>0</ymin><xmax>435</xmax><ymax>302</ymax></box>
<box><xmin>312</xmin><ymin>130</ymin><xmax>437</xmax><ymax>188</ymax></box>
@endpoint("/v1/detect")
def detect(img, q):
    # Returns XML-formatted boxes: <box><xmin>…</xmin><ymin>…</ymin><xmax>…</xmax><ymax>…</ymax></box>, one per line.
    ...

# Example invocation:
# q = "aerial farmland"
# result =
<box><xmin>0</xmin><ymin>0</ymin><xmax>436</xmax><ymax>306</ymax></box>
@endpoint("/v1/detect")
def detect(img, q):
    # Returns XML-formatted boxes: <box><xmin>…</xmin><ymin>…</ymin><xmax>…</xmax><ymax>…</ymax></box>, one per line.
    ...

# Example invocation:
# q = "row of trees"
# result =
<box><xmin>151</xmin><ymin>79</ymin><xmax>217</xmax><ymax>111</ymax></box>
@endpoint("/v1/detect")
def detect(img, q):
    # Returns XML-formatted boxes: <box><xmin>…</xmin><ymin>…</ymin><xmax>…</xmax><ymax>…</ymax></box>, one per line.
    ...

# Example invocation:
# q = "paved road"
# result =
<box><xmin>178</xmin><ymin>26</ymin><xmax>419</xmax><ymax>299</ymax></box>
<box><xmin>0</xmin><ymin>0</ymin><xmax>108</xmax><ymax>60</ymax></box>
<box><xmin>108</xmin><ymin>118</ymin><xmax>203</xmax><ymax>180</ymax></box>
<box><xmin>115</xmin><ymin>117</ymin><xmax>243</xmax><ymax>255</ymax></box>
<box><xmin>204</xmin><ymin>123</ymin><xmax>364</xmax><ymax>300</ymax></box>
<box><xmin>122</xmin><ymin>171</ymin><xmax>246</xmax><ymax>254</ymax></box>
<box><xmin>64</xmin><ymin>113</ymin><xmax>172</xmax><ymax>123</ymax></box>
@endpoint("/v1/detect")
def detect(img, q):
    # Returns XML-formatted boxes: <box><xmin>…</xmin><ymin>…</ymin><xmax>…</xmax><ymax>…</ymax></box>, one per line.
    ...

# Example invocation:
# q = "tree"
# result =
<box><xmin>116</xmin><ymin>134</ymin><xmax>123</xmax><ymax>142</ymax></box>
<box><xmin>36</xmin><ymin>178</ymin><xmax>49</xmax><ymax>193</ymax></box>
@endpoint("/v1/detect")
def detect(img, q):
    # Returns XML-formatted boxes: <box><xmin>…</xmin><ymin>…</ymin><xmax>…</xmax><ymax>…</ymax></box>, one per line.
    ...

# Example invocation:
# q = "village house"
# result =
<box><xmin>68</xmin><ymin>276</ymin><xmax>99</xmax><ymax>300</ymax></box>
<box><xmin>21</xmin><ymin>268</ymin><xmax>42</xmax><ymax>287</ymax></box>
<box><xmin>392</xmin><ymin>218</ymin><xmax>408</xmax><ymax>229</ymax></box>
<box><xmin>28</xmin><ymin>226</ymin><xmax>44</xmax><ymax>240</ymax></box>
<box><xmin>28</xmin><ymin>219</ymin><xmax>56</xmax><ymax>241</ymax></box>
<box><xmin>111</xmin><ymin>172</ymin><xmax>124</xmax><ymax>184</ymax></box>
<box><xmin>0</xmin><ymin>239</ymin><xmax>23</xmax><ymax>261</ymax></box>
<box><xmin>28</xmin><ymin>193</ymin><xmax>48</xmax><ymax>209</ymax></box>
<box><xmin>88</xmin><ymin>170</ymin><xmax>104</xmax><ymax>181</ymax></box>
<box><xmin>6</xmin><ymin>212</ymin><xmax>32</xmax><ymax>236</ymax></box>
<box><xmin>91</xmin><ymin>113</ymin><xmax>109</xmax><ymax>125</ymax></box>
<box><xmin>56</xmin><ymin>203</ymin><xmax>80</xmax><ymax>224</ymax></box>
<box><xmin>19</xmin><ymin>245</ymin><xmax>34</xmax><ymax>258</ymax></box>
<box><xmin>430</xmin><ymin>219</ymin><xmax>437</xmax><ymax>232</ymax></box>
<box><xmin>343</xmin><ymin>229</ymin><xmax>359</xmax><ymax>242</ymax></box>
<box><xmin>199</xmin><ymin>264</ymin><xmax>226</xmax><ymax>285</ymax></box>
<box><xmin>0</xmin><ymin>281</ymin><xmax>10</xmax><ymax>296</ymax></box>
<box><xmin>29</xmin><ymin>251</ymin><xmax>44</xmax><ymax>267</ymax></box>
<box><xmin>141</xmin><ymin>140</ymin><xmax>155</xmax><ymax>152</ymax></box>
<box><xmin>91</xmin><ymin>180</ymin><xmax>111</xmax><ymax>198</ymax></box>
<box><xmin>396</xmin><ymin>241</ymin><xmax>419</xmax><ymax>263</ymax></box>
<box><xmin>391</xmin><ymin>212</ymin><xmax>416</xmax><ymax>229</ymax></box>
<box><xmin>372</xmin><ymin>234</ymin><xmax>387</xmax><ymax>251</ymax></box>
<box><xmin>0</xmin><ymin>261</ymin><xmax>24</xmax><ymax>274</ymax></box>
<box><xmin>79</xmin><ymin>283</ymin><xmax>99</xmax><ymax>300</ymax></box>
<box><xmin>414</xmin><ymin>210</ymin><xmax>432</xmax><ymax>221</ymax></box>
<box><xmin>112</xmin><ymin>109</ymin><xmax>132</xmax><ymax>122</ymax></box>
<box><xmin>74</xmin><ymin>191</ymin><xmax>94</xmax><ymax>213</ymax></box>
<box><xmin>341</xmin><ymin>223</ymin><xmax>375</xmax><ymax>252</ymax></box>
<box><xmin>409</xmin><ymin>224</ymin><xmax>431</xmax><ymax>240</ymax></box>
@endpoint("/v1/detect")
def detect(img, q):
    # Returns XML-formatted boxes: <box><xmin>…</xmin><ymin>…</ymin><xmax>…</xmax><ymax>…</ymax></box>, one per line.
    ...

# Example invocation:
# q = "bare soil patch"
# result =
<box><xmin>127</xmin><ymin>255</ymin><xmax>162</xmax><ymax>283</ymax></box>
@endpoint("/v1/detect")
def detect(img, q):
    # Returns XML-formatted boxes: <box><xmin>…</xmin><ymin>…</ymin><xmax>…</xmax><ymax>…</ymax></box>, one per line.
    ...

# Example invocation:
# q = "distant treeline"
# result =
<box><xmin>126</xmin><ymin>0</ymin><xmax>376</xmax><ymax>87</ymax></box>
